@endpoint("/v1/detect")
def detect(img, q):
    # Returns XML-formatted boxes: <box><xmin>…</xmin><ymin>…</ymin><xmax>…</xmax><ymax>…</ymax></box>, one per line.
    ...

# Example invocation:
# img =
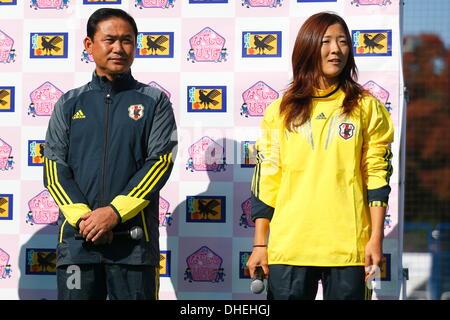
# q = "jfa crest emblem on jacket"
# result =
<box><xmin>128</xmin><ymin>104</ymin><xmax>144</xmax><ymax>120</ymax></box>
<box><xmin>339</xmin><ymin>123</ymin><xmax>355</xmax><ymax>140</ymax></box>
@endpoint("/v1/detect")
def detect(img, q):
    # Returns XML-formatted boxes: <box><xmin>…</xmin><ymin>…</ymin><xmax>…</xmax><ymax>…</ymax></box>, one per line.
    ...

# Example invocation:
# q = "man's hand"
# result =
<box><xmin>93</xmin><ymin>230</ymin><xmax>114</xmax><ymax>246</ymax></box>
<box><xmin>79</xmin><ymin>206</ymin><xmax>120</xmax><ymax>242</ymax></box>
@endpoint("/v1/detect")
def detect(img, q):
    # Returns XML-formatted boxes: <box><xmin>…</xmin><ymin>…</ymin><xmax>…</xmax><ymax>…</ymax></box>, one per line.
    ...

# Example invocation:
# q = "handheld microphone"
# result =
<box><xmin>114</xmin><ymin>226</ymin><xmax>144</xmax><ymax>240</ymax></box>
<box><xmin>250</xmin><ymin>266</ymin><xmax>266</xmax><ymax>294</ymax></box>
<box><xmin>75</xmin><ymin>226</ymin><xmax>143</xmax><ymax>241</ymax></box>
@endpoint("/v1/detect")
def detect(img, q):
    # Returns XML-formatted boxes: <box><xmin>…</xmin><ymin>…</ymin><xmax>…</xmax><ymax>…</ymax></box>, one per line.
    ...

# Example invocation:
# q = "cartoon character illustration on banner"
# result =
<box><xmin>384</xmin><ymin>206</ymin><xmax>392</xmax><ymax>229</ymax></box>
<box><xmin>0</xmin><ymin>87</ymin><xmax>15</xmax><ymax>113</ymax></box>
<box><xmin>0</xmin><ymin>249</ymin><xmax>12</xmax><ymax>279</ymax></box>
<box><xmin>134</xmin><ymin>0</ymin><xmax>175</xmax><ymax>9</ymax></box>
<box><xmin>217</xmin><ymin>48</ymin><xmax>228</xmax><ymax>62</ymax></box>
<box><xmin>80</xmin><ymin>49</ymin><xmax>94</xmax><ymax>63</ymax></box>
<box><xmin>187</xmin><ymin>86</ymin><xmax>227</xmax><ymax>112</ymax></box>
<box><xmin>137</xmin><ymin>32</ymin><xmax>174</xmax><ymax>58</ymax></box>
<box><xmin>0</xmin><ymin>194</ymin><xmax>13</xmax><ymax>221</ymax></box>
<box><xmin>241</xmin><ymin>0</ymin><xmax>282</xmax><ymax>8</ymax></box>
<box><xmin>0</xmin><ymin>29</ymin><xmax>16</xmax><ymax>64</ymax></box>
<box><xmin>30</xmin><ymin>33</ymin><xmax>68</xmax><ymax>59</ymax></box>
<box><xmin>25</xmin><ymin>248</ymin><xmax>57</xmax><ymax>275</ymax></box>
<box><xmin>3</xmin><ymin>264</ymin><xmax>12</xmax><ymax>278</ymax></box>
<box><xmin>241</xmin><ymin>81</ymin><xmax>279</xmax><ymax>117</ymax></box>
<box><xmin>186</xmin><ymin>196</ymin><xmax>226</xmax><ymax>223</ymax></box>
<box><xmin>159</xmin><ymin>196</ymin><xmax>173</xmax><ymax>227</ymax></box>
<box><xmin>28</xmin><ymin>81</ymin><xmax>64</xmax><ymax>117</ymax></box>
<box><xmin>0</xmin><ymin>139</ymin><xmax>14</xmax><ymax>171</ymax></box>
<box><xmin>240</xmin><ymin>103</ymin><xmax>249</xmax><ymax>117</ymax></box>
<box><xmin>242</xmin><ymin>31</ymin><xmax>282</xmax><ymax>57</ymax></box>
<box><xmin>26</xmin><ymin>210</ymin><xmax>34</xmax><ymax>225</ymax></box>
<box><xmin>240</xmin><ymin>197</ymin><xmax>255</xmax><ymax>229</ymax></box>
<box><xmin>351</xmin><ymin>0</ymin><xmax>392</xmax><ymax>7</ymax></box>
<box><xmin>352</xmin><ymin>29</ymin><xmax>392</xmax><ymax>56</ymax></box>
<box><xmin>184</xmin><ymin>246</ymin><xmax>225</xmax><ymax>283</ymax></box>
<box><xmin>362</xmin><ymin>80</ymin><xmax>392</xmax><ymax>114</ymax></box>
<box><xmin>187</xmin><ymin>27</ymin><xmax>227</xmax><ymax>63</ymax></box>
<box><xmin>29</xmin><ymin>0</ymin><xmax>70</xmax><ymax>10</ymax></box>
<box><xmin>186</xmin><ymin>136</ymin><xmax>227</xmax><ymax>172</ymax></box>
<box><xmin>26</xmin><ymin>190</ymin><xmax>59</xmax><ymax>226</ymax></box>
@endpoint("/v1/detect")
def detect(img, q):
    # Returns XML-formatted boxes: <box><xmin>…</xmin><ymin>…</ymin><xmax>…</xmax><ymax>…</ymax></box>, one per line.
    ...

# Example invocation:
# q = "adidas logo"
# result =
<box><xmin>316</xmin><ymin>113</ymin><xmax>326</xmax><ymax>120</ymax></box>
<box><xmin>72</xmin><ymin>109</ymin><xmax>86</xmax><ymax>120</ymax></box>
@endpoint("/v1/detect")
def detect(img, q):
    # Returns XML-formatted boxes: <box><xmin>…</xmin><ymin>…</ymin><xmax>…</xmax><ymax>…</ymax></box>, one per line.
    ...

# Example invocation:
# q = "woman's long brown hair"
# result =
<box><xmin>280</xmin><ymin>12</ymin><xmax>365</xmax><ymax>131</ymax></box>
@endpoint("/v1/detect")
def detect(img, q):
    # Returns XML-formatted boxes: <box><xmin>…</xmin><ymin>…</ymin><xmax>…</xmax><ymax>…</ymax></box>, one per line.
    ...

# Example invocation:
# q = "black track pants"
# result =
<box><xmin>267</xmin><ymin>265</ymin><xmax>372</xmax><ymax>300</ymax></box>
<box><xmin>57</xmin><ymin>264</ymin><xmax>160</xmax><ymax>300</ymax></box>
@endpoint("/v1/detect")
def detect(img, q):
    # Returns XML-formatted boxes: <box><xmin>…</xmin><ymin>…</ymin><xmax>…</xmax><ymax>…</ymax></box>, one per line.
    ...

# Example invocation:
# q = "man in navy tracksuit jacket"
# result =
<box><xmin>43</xmin><ymin>8</ymin><xmax>177</xmax><ymax>300</ymax></box>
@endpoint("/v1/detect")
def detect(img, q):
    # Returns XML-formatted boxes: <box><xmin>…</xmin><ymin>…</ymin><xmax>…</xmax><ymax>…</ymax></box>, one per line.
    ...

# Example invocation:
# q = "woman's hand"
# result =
<box><xmin>246</xmin><ymin>247</ymin><xmax>269</xmax><ymax>279</ymax></box>
<box><xmin>247</xmin><ymin>218</ymin><xmax>270</xmax><ymax>279</ymax></box>
<box><xmin>365</xmin><ymin>206</ymin><xmax>386</xmax><ymax>282</ymax></box>
<box><xmin>364</xmin><ymin>237</ymin><xmax>383</xmax><ymax>282</ymax></box>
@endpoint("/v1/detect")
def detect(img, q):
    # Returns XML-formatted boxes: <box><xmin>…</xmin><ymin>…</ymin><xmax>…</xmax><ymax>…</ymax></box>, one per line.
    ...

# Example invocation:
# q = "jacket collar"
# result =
<box><xmin>90</xmin><ymin>69</ymin><xmax>136</xmax><ymax>93</ymax></box>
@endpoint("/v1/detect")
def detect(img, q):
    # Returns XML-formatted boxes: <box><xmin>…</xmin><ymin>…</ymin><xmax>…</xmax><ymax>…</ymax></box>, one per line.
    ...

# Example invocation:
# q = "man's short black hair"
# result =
<box><xmin>87</xmin><ymin>8</ymin><xmax>138</xmax><ymax>40</ymax></box>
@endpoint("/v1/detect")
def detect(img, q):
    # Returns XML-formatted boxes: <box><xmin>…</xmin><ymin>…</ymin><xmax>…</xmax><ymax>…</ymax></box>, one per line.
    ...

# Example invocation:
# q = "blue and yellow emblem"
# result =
<box><xmin>241</xmin><ymin>141</ymin><xmax>256</xmax><ymax>168</ymax></box>
<box><xmin>83</xmin><ymin>0</ymin><xmax>121</xmax><ymax>4</ymax></box>
<box><xmin>239</xmin><ymin>251</ymin><xmax>252</xmax><ymax>279</ymax></box>
<box><xmin>0</xmin><ymin>0</ymin><xmax>17</xmax><ymax>5</ymax></box>
<box><xmin>30</xmin><ymin>33</ymin><xmax>68</xmax><ymax>59</ymax></box>
<box><xmin>25</xmin><ymin>248</ymin><xmax>56</xmax><ymax>275</ymax></box>
<box><xmin>0</xmin><ymin>87</ymin><xmax>15</xmax><ymax>113</ymax></box>
<box><xmin>28</xmin><ymin>140</ymin><xmax>45</xmax><ymax>167</ymax></box>
<box><xmin>136</xmin><ymin>32</ymin><xmax>174</xmax><ymax>58</ymax></box>
<box><xmin>187</xmin><ymin>86</ymin><xmax>227</xmax><ymax>112</ymax></box>
<box><xmin>0</xmin><ymin>194</ymin><xmax>13</xmax><ymax>221</ymax></box>
<box><xmin>160</xmin><ymin>250</ymin><xmax>171</xmax><ymax>277</ymax></box>
<box><xmin>186</xmin><ymin>196</ymin><xmax>226</xmax><ymax>223</ymax></box>
<box><xmin>380</xmin><ymin>253</ymin><xmax>391</xmax><ymax>281</ymax></box>
<box><xmin>352</xmin><ymin>29</ymin><xmax>392</xmax><ymax>56</ymax></box>
<box><xmin>242</xmin><ymin>31</ymin><xmax>282</xmax><ymax>58</ymax></box>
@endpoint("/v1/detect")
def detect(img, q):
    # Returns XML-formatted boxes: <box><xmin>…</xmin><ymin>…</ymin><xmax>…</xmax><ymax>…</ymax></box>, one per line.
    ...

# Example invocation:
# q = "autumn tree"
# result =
<box><xmin>403</xmin><ymin>34</ymin><xmax>450</xmax><ymax>224</ymax></box>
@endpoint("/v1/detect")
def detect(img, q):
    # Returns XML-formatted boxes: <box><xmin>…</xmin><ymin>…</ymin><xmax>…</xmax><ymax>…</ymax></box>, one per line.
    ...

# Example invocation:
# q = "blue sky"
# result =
<box><xmin>403</xmin><ymin>0</ymin><xmax>450</xmax><ymax>47</ymax></box>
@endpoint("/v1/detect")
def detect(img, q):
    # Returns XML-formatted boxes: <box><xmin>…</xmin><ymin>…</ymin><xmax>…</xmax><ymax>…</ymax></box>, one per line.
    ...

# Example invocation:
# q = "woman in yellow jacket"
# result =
<box><xmin>247</xmin><ymin>12</ymin><xmax>394</xmax><ymax>300</ymax></box>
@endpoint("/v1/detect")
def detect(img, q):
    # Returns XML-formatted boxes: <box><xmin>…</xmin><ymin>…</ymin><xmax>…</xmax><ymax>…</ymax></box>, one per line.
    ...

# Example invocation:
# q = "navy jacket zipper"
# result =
<box><xmin>100</xmin><ymin>90</ymin><xmax>112</xmax><ymax>207</ymax></box>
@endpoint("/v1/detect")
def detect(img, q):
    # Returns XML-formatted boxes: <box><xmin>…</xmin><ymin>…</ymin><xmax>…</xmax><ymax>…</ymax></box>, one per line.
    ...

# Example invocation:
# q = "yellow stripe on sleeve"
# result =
<box><xmin>59</xmin><ymin>219</ymin><xmax>67</xmax><ymax>243</ymax></box>
<box><xmin>128</xmin><ymin>155</ymin><xmax>165</xmax><ymax>197</ymax></box>
<box><xmin>369</xmin><ymin>201</ymin><xmax>388</xmax><ymax>207</ymax></box>
<box><xmin>138</xmin><ymin>154</ymin><xmax>172</xmax><ymax>199</ymax></box>
<box><xmin>140</xmin><ymin>211</ymin><xmax>150</xmax><ymax>242</ymax></box>
<box><xmin>52</xmin><ymin>159</ymin><xmax>73</xmax><ymax>205</ymax></box>
<box><xmin>45</xmin><ymin>158</ymin><xmax>66</xmax><ymax>207</ymax></box>
<box><xmin>155</xmin><ymin>266</ymin><xmax>160</xmax><ymax>300</ymax></box>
